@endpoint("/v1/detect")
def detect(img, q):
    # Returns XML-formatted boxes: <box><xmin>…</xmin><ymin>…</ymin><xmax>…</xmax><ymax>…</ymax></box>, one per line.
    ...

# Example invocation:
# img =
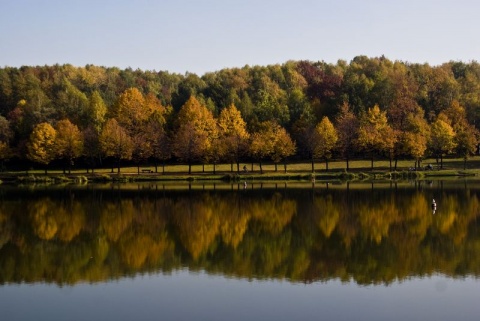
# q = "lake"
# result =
<box><xmin>0</xmin><ymin>180</ymin><xmax>479</xmax><ymax>320</ymax></box>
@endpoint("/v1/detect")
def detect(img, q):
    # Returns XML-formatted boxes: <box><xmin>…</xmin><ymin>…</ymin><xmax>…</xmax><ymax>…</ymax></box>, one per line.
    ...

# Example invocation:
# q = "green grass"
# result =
<box><xmin>1</xmin><ymin>157</ymin><xmax>480</xmax><ymax>183</ymax></box>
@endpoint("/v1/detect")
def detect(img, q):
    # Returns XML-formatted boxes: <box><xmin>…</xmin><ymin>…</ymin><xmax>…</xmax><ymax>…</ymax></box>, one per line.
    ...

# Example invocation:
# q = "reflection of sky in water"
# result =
<box><xmin>1</xmin><ymin>271</ymin><xmax>479</xmax><ymax>321</ymax></box>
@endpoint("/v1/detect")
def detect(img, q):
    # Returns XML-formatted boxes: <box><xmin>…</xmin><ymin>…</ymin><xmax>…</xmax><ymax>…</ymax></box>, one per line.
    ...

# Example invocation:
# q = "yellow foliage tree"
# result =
<box><xmin>357</xmin><ymin>105</ymin><xmax>396</xmax><ymax>170</ymax></box>
<box><xmin>314</xmin><ymin>116</ymin><xmax>338</xmax><ymax>171</ymax></box>
<box><xmin>271</xmin><ymin>124</ymin><xmax>296</xmax><ymax>173</ymax></box>
<box><xmin>250</xmin><ymin>121</ymin><xmax>295</xmax><ymax>173</ymax></box>
<box><xmin>27</xmin><ymin>122</ymin><xmax>57</xmax><ymax>174</ymax></box>
<box><xmin>99</xmin><ymin>118</ymin><xmax>133</xmax><ymax>173</ymax></box>
<box><xmin>429</xmin><ymin>114</ymin><xmax>456</xmax><ymax>168</ymax></box>
<box><xmin>55</xmin><ymin>119</ymin><xmax>84</xmax><ymax>174</ymax></box>
<box><xmin>113</xmin><ymin>87</ymin><xmax>148</xmax><ymax>132</ymax></box>
<box><xmin>218</xmin><ymin>104</ymin><xmax>250</xmax><ymax>172</ymax></box>
<box><xmin>173</xmin><ymin>96</ymin><xmax>218</xmax><ymax>174</ymax></box>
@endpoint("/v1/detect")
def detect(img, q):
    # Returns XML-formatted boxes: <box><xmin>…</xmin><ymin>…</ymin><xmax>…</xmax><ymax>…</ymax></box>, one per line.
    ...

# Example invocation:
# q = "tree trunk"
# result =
<box><xmin>464</xmin><ymin>157</ymin><xmax>467</xmax><ymax>170</ymax></box>
<box><xmin>325</xmin><ymin>158</ymin><xmax>329</xmax><ymax>172</ymax></box>
<box><xmin>311</xmin><ymin>156</ymin><xmax>315</xmax><ymax>173</ymax></box>
<box><xmin>371</xmin><ymin>155</ymin><xmax>374</xmax><ymax>171</ymax></box>
<box><xmin>389</xmin><ymin>158</ymin><xmax>392</xmax><ymax>172</ymax></box>
<box><xmin>284</xmin><ymin>159</ymin><xmax>287</xmax><ymax>173</ymax></box>
<box><xmin>346</xmin><ymin>156</ymin><xmax>349</xmax><ymax>171</ymax></box>
<box><xmin>259</xmin><ymin>161</ymin><xmax>263</xmax><ymax>174</ymax></box>
<box><xmin>188</xmin><ymin>161</ymin><xmax>192</xmax><ymax>174</ymax></box>
<box><xmin>137</xmin><ymin>165</ymin><xmax>140</xmax><ymax>175</ymax></box>
<box><xmin>275</xmin><ymin>163</ymin><xmax>278</xmax><ymax>172</ymax></box>
<box><xmin>231</xmin><ymin>162</ymin><xmax>234</xmax><ymax>173</ymax></box>
<box><xmin>213</xmin><ymin>162</ymin><xmax>216</xmax><ymax>174</ymax></box>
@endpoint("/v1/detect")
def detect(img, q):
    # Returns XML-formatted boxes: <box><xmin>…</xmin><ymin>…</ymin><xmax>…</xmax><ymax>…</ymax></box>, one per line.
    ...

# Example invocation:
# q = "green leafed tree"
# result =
<box><xmin>87</xmin><ymin>91</ymin><xmax>107</xmax><ymax>133</ymax></box>
<box><xmin>0</xmin><ymin>116</ymin><xmax>13</xmax><ymax>170</ymax></box>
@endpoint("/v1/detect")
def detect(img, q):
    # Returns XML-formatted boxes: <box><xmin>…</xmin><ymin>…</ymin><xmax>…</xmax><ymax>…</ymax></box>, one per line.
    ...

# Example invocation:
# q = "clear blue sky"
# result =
<box><xmin>1</xmin><ymin>0</ymin><xmax>479</xmax><ymax>75</ymax></box>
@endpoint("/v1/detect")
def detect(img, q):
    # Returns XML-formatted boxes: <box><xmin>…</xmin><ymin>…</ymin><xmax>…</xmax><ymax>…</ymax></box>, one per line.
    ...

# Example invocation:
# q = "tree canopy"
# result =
<box><xmin>0</xmin><ymin>57</ymin><xmax>479</xmax><ymax>171</ymax></box>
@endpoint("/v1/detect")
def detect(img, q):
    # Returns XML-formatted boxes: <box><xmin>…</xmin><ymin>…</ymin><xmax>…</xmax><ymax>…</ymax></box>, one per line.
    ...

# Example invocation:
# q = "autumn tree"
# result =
<box><xmin>357</xmin><ymin>104</ymin><xmax>396</xmax><ymax>170</ymax></box>
<box><xmin>218</xmin><ymin>103</ymin><xmax>250</xmax><ymax>172</ymax></box>
<box><xmin>82</xmin><ymin>126</ymin><xmax>101</xmax><ymax>173</ymax></box>
<box><xmin>401</xmin><ymin>107</ymin><xmax>430</xmax><ymax>169</ymax></box>
<box><xmin>314</xmin><ymin>116</ymin><xmax>338</xmax><ymax>171</ymax></box>
<box><xmin>335</xmin><ymin>102</ymin><xmax>359</xmax><ymax>171</ymax></box>
<box><xmin>429</xmin><ymin>114</ymin><xmax>456</xmax><ymax>169</ymax></box>
<box><xmin>112</xmin><ymin>87</ymin><xmax>148</xmax><ymax>132</ymax></box>
<box><xmin>443</xmin><ymin>100</ymin><xmax>478</xmax><ymax>169</ymax></box>
<box><xmin>27</xmin><ymin>122</ymin><xmax>57</xmax><ymax>174</ymax></box>
<box><xmin>250</xmin><ymin>124</ymin><xmax>275</xmax><ymax>174</ymax></box>
<box><xmin>144</xmin><ymin>117</ymin><xmax>171</xmax><ymax>173</ymax></box>
<box><xmin>99</xmin><ymin>118</ymin><xmax>133</xmax><ymax>173</ymax></box>
<box><xmin>271</xmin><ymin>124</ymin><xmax>296</xmax><ymax>173</ymax></box>
<box><xmin>173</xmin><ymin>96</ymin><xmax>218</xmax><ymax>174</ymax></box>
<box><xmin>386</xmin><ymin>68</ymin><xmax>427</xmax><ymax>169</ymax></box>
<box><xmin>55</xmin><ymin>119</ymin><xmax>84</xmax><ymax>173</ymax></box>
<box><xmin>250</xmin><ymin>121</ymin><xmax>295</xmax><ymax>173</ymax></box>
<box><xmin>131</xmin><ymin>130</ymin><xmax>153</xmax><ymax>174</ymax></box>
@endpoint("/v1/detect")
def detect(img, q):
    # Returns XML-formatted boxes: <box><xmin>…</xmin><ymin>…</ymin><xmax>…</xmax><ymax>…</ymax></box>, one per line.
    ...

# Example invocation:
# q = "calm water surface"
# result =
<box><xmin>0</xmin><ymin>180</ymin><xmax>479</xmax><ymax>320</ymax></box>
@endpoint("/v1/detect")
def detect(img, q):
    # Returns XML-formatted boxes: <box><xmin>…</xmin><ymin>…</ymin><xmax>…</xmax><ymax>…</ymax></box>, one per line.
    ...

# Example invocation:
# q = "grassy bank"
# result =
<box><xmin>1</xmin><ymin>157</ymin><xmax>479</xmax><ymax>184</ymax></box>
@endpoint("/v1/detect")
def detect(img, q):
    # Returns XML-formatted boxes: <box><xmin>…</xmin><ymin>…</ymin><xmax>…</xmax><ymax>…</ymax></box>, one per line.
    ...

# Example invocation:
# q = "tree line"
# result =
<box><xmin>0</xmin><ymin>56</ymin><xmax>479</xmax><ymax>172</ymax></box>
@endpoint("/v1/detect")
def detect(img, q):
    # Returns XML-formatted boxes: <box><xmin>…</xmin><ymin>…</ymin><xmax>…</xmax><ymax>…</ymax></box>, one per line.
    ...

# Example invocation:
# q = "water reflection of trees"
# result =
<box><xmin>0</xmin><ymin>186</ymin><xmax>480</xmax><ymax>285</ymax></box>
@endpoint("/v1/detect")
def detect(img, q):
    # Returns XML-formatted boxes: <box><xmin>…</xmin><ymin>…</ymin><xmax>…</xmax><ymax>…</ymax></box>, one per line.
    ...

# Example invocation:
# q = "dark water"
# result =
<box><xmin>0</xmin><ymin>180</ymin><xmax>479</xmax><ymax>320</ymax></box>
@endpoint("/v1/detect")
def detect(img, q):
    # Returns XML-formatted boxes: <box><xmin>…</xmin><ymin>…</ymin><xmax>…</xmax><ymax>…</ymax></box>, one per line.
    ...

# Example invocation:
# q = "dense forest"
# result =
<box><xmin>1</xmin><ymin>56</ymin><xmax>480</xmax><ymax>172</ymax></box>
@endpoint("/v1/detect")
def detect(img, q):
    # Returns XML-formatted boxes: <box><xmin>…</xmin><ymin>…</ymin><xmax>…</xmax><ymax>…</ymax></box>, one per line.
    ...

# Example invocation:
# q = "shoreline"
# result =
<box><xmin>0</xmin><ymin>168</ymin><xmax>478</xmax><ymax>185</ymax></box>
